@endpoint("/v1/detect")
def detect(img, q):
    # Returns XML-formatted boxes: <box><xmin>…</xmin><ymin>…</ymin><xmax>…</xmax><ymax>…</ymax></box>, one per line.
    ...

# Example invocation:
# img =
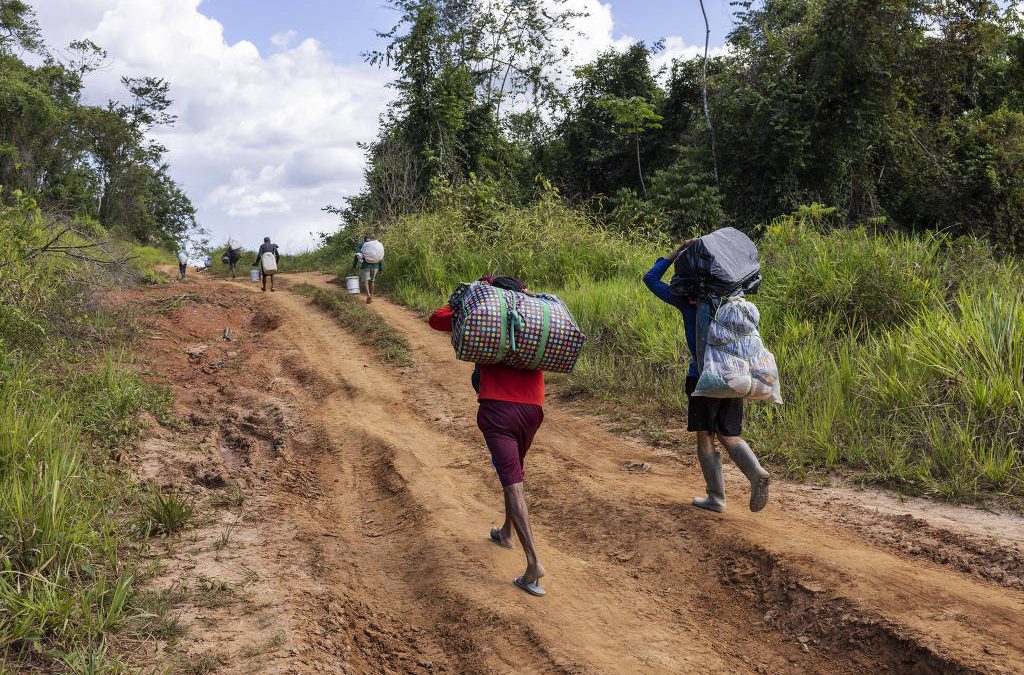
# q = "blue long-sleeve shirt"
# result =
<box><xmin>643</xmin><ymin>257</ymin><xmax>699</xmax><ymax>377</ymax></box>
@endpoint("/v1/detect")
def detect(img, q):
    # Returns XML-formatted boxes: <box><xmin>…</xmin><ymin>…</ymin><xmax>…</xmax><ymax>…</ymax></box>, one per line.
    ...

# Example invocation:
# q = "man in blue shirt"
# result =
<box><xmin>644</xmin><ymin>241</ymin><xmax>770</xmax><ymax>513</ymax></box>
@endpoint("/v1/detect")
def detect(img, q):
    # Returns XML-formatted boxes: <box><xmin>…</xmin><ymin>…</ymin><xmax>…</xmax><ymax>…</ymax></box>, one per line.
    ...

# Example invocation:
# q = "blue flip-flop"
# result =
<box><xmin>513</xmin><ymin>575</ymin><xmax>546</xmax><ymax>597</ymax></box>
<box><xmin>490</xmin><ymin>528</ymin><xmax>514</xmax><ymax>549</ymax></box>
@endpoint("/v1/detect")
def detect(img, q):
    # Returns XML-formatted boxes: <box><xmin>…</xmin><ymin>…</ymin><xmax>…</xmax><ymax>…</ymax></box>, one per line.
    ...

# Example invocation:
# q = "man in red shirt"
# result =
<box><xmin>429</xmin><ymin>276</ymin><xmax>547</xmax><ymax>597</ymax></box>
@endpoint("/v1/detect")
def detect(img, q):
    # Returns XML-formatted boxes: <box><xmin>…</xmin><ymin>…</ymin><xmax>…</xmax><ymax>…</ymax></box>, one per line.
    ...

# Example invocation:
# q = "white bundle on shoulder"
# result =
<box><xmin>693</xmin><ymin>297</ymin><xmax>782</xmax><ymax>403</ymax></box>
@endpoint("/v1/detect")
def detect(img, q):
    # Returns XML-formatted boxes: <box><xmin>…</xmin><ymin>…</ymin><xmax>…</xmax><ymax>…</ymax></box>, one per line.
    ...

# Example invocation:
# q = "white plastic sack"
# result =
<box><xmin>177</xmin><ymin>251</ymin><xmax>187</xmax><ymax>264</ymax></box>
<box><xmin>228</xmin><ymin>238</ymin><xmax>242</xmax><ymax>251</ymax></box>
<box><xmin>693</xmin><ymin>297</ymin><xmax>782</xmax><ymax>403</ymax></box>
<box><xmin>261</xmin><ymin>251</ymin><xmax>278</xmax><ymax>272</ymax></box>
<box><xmin>360</xmin><ymin>240</ymin><xmax>385</xmax><ymax>263</ymax></box>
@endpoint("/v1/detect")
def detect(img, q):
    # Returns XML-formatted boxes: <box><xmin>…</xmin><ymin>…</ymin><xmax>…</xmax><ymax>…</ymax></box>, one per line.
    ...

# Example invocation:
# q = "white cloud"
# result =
<box><xmin>270</xmin><ymin>29</ymin><xmax>297</xmax><ymax>49</ymax></box>
<box><xmin>553</xmin><ymin>1</ymin><xmax>726</xmax><ymax>83</ymax></box>
<box><xmin>32</xmin><ymin>0</ymin><xmax>394</xmax><ymax>253</ymax></box>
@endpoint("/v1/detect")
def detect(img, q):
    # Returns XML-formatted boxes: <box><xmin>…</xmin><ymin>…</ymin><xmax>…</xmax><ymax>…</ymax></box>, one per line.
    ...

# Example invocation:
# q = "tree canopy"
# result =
<box><xmin>0</xmin><ymin>1</ymin><xmax>201</xmax><ymax>249</ymax></box>
<box><xmin>343</xmin><ymin>0</ymin><xmax>1024</xmax><ymax>252</ymax></box>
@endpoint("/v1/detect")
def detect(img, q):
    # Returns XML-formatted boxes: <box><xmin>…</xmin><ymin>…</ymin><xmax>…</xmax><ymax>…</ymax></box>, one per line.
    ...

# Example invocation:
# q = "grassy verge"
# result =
<box><xmin>372</xmin><ymin>197</ymin><xmax>1023</xmax><ymax>501</ymax></box>
<box><xmin>291</xmin><ymin>283</ymin><xmax>412</xmax><ymax>366</ymax></box>
<box><xmin>1</xmin><ymin>198</ymin><xmax>183</xmax><ymax>670</ymax></box>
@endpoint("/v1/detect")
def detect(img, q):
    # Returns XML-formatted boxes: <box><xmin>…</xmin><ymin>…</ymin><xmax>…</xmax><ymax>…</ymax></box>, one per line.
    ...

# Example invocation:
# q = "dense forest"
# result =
<box><xmin>338</xmin><ymin>0</ymin><xmax>1024</xmax><ymax>253</ymax></box>
<box><xmin>0</xmin><ymin>0</ymin><xmax>201</xmax><ymax>249</ymax></box>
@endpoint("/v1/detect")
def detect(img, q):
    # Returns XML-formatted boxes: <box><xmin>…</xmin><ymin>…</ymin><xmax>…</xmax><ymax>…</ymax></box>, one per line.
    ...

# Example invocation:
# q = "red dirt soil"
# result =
<box><xmin>121</xmin><ymin>272</ymin><xmax>1024</xmax><ymax>674</ymax></box>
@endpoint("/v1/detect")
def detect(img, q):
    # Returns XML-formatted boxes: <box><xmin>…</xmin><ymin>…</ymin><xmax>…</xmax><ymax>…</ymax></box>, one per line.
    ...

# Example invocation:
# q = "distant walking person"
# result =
<box><xmin>428</xmin><ymin>276</ymin><xmax>548</xmax><ymax>597</ymax></box>
<box><xmin>224</xmin><ymin>240</ymin><xmax>242</xmax><ymax>279</ymax></box>
<box><xmin>643</xmin><ymin>241</ymin><xmax>770</xmax><ymax>513</ymax></box>
<box><xmin>255</xmin><ymin>237</ymin><xmax>279</xmax><ymax>292</ymax></box>
<box><xmin>352</xmin><ymin>235</ymin><xmax>384</xmax><ymax>304</ymax></box>
<box><xmin>176</xmin><ymin>249</ymin><xmax>188</xmax><ymax>280</ymax></box>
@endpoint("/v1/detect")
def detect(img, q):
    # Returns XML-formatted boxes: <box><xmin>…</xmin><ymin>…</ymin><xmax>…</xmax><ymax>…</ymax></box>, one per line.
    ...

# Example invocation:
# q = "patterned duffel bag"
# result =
<box><xmin>448</xmin><ymin>281</ymin><xmax>585</xmax><ymax>373</ymax></box>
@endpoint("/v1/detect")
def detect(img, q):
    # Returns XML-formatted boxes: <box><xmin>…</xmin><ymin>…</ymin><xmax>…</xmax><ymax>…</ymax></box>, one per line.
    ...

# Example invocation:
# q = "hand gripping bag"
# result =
<box><xmin>360</xmin><ymin>240</ymin><xmax>385</xmax><ymax>264</ymax></box>
<box><xmin>447</xmin><ymin>281</ymin><xmax>585</xmax><ymax>373</ymax></box>
<box><xmin>693</xmin><ymin>297</ymin><xmax>782</xmax><ymax>403</ymax></box>
<box><xmin>670</xmin><ymin>227</ymin><xmax>762</xmax><ymax>300</ymax></box>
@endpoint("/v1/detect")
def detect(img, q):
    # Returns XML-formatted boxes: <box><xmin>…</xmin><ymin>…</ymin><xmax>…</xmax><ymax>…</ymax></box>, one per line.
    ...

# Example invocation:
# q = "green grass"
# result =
<box><xmin>1</xmin><ymin>199</ymin><xmax>181</xmax><ymax>670</ymax></box>
<box><xmin>371</xmin><ymin>196</ymin><xmax>1024</xmax><ymax>501</ymax></box>
<box><xmin>140</xmin><ymin>488</ymin><xmax>195</xmax><ymax>537</ymax></box>
<box><xmin>291</xmin><ymin>283</ymin><xmax>413</xmax><ymax>366</ymax></box>
<box><xmin>0</xmin><ymin>353</ymin><xmax>172</xmax><ymax>669</ymax></box>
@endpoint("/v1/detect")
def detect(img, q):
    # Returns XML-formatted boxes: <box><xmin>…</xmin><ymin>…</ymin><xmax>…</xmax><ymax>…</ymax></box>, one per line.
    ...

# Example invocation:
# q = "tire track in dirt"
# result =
<box><xmin>267</xmin><ymin>285</ymin><xmax>736</xmax><ymax>673</ymax></box>
<box><xmin>132</xmin><ymin>273</ymin><xmax>1024</xmax><ymax>674</ymax></box>
<box><xmin>276</xmin><ymin>273</ymin><xmax>1024</xmax><ymax>674</ymax></box>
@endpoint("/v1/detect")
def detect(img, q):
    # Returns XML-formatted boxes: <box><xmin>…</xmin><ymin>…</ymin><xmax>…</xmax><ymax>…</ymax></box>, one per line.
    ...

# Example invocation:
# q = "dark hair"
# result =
<box><xmin>264</xmin><ymin>237</ymin><xmax>271</xmax><ymax>243</ymax></box>
<box><xmin>490</xmin><ymin>275</ymin><xmax>525</xmax><ymax>292</ymax></box>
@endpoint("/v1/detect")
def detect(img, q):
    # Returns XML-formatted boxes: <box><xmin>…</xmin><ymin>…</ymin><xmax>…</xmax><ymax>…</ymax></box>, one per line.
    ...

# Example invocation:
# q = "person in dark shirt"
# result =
<box><xmin>225</xmin><ymin>246</ymin><xmax>242</xmax><ymax>278</ymax></box>
<box><xmin>429</xmin><ymin>276</ymin><xmax>548</xmax><ymax>597</ymax></box>
<box><xmin>254</xmin><ymin>237</ymin><xmax>280</xmax><ymax>292</ymax></box>
<box><xmin>352</xmin><ymin>236</ymin><xmax>384</xmax><ymax>304</ymax></box>
<box><xmin>644</xmin><ymin>241</ymin><xmax>770</xmax><ymax>513</ymax></box>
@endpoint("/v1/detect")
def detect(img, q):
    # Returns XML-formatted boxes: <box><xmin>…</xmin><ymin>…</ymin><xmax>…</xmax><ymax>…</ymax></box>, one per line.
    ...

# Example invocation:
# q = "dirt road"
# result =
<box><xmin>128</xmin><ymin>272</ymin><xmax>1024</xmax><ymax>674</ymax></box>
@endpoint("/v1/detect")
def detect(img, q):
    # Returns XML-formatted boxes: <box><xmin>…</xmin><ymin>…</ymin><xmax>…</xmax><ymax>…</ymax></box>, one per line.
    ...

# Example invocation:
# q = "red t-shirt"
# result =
<box><xmin>428</xmin><ymin>305</ymin><xmax>545</xmax><ymax>406</ymax></box>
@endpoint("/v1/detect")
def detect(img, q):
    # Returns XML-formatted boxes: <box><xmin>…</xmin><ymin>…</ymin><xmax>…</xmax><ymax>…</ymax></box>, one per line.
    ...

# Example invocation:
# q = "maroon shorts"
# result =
<box><xmin>476</xmin><ymin>400</ymin><xmax>544</xmax><ymax>487</ymax></box>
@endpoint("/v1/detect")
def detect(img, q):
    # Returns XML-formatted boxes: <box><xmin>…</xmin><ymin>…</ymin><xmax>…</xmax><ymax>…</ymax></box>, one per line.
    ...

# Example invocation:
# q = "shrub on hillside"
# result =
<box><xmin>376</xmin><ymin>198</ymin><xmax>1024</xmax><ymax>500</ymax></box>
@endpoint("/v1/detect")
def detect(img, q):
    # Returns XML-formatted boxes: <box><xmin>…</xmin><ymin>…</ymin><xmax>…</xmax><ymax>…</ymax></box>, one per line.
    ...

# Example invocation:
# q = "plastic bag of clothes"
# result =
<box><xmin>692</xmin><ymin>297</ymin><xmax>782</xmax><ymax>403</ymax></box>
<box><xmin>670</xmin><ymin>227</ymin><xmax>762</xmax><ymax>301</ymax></box>
<box><xmin>448</xmin><ymin>281</ymin><xmax>585</xmax><ymax>373</ymax></box>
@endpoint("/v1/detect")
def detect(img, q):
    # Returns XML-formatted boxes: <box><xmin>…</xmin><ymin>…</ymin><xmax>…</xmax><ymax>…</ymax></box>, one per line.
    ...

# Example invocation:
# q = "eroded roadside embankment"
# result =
<box><xmin>126</xmin><ymin>272</ymin><xmax>1024</xmax><ymax>674</ymax></box>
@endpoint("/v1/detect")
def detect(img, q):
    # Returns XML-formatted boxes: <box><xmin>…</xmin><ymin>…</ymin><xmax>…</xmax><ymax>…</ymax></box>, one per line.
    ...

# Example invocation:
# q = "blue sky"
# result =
<box><xmin>33</xmin><ymin>0</ymin><xmax>738</xmax><ymax>252</ymax></box>
<box><xmin>203</xmin><ymin>1</ymin><xmax>737</xmax><ymax>66</ymax></box>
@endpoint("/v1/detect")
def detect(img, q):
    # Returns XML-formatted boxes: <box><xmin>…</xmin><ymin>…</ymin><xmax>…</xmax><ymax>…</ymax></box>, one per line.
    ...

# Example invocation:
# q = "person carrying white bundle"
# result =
<box><xmin>352</xmin><ymin>235</ymin><xmax>385</xmax><ymax>304</ymax></box>
<box><xmin>644</xmin><ymin>230</ymin><xmax>773</xmax><ymax>515</ymax></box>
<box><xmin>176</xmin><ymin>249</ymin><xmax>188</xmax><ymax>280</ymax></box>
<box><xmin>254</xmin><ymin>237</ymin><xmax>279</xmax><ymax>292</ymax></box>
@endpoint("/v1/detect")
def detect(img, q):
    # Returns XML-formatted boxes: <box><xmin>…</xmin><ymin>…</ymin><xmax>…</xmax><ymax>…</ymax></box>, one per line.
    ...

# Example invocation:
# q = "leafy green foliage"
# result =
<box><xmin>343</xmin><ymin>0</ymin><xmax>583</xmax><ymax>224</ymax></box>
<box><xmin>0</xmin><ymin>156</ymin><xmax>176</xmax><ymax>670</ymax></box>
<box><xmin>346</xmin><ymin>0</ymin><xmax>1024</xmax><ymax>254</ymax></box>
<box><xmin>0</xmin><ymin>9</ymin><xmax>201</xmax><ymax>250</ymax></box>
<box><xmin>375</xmin><ymin>198</ymin><xmax>1024</xmax><ymax>500</ymax></box>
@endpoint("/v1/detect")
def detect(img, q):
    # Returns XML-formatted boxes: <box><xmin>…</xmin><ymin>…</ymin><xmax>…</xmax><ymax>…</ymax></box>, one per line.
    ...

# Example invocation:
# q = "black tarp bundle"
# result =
<box><xmin>669</xmin><ymin>227</ymin><xmax>762</xmax><ymax>300</ymax></box>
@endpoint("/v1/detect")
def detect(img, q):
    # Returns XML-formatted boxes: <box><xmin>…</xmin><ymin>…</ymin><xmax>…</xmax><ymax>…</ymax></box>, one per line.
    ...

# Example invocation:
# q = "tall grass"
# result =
<box><xmin>1</xmin><ymin>198</ymin><xmax>174</xmax><ymax>669</ymax></box>
<box><xmin>374</xmin><ymin>197</ymin><xmax>1024</xmax><ymax>500</ymax></box>
<box><xmin>0</xmin><ymin>353</ymin><xmax>169</xmax><ymax>667</ymax></box>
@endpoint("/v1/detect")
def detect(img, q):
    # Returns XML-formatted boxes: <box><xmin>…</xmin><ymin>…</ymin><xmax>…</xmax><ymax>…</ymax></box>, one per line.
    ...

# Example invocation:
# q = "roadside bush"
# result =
<box><xmin>0</xmin><ymin>198</ymin><xmax>172</xmax><ymax>669</ymax></box>
<box><xmin>375</xmin><ymin>197</ymin><xmax>1024</xmax><ymax>500</ymax></box>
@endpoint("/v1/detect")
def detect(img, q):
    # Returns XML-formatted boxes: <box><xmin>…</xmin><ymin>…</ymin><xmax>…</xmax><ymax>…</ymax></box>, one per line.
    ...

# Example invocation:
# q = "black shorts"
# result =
<box><xmin>686</xmin><ymin>376</ymin><xmax>743</xmax><ymax>436</ymax></box>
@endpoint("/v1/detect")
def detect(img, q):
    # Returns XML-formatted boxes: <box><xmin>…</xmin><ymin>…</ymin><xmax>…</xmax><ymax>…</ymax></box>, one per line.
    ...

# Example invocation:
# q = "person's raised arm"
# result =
<box><xmin>428</xmin><ymin>305</ymin><xmax>453</xmax><ymax>332</ymax></box>
<box><xmin>643</xmin><ymin>241</ymin><xmax>691</xmax><ymax>305</ymax></box>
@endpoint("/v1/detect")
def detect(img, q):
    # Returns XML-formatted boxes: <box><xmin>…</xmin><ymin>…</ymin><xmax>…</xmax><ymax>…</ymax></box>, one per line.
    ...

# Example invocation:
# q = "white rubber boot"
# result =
<box><xmin>692</xmin><ymin>452</ymin><xmax>726</xmax><ymax>513</ymax></box>
<box><xmin>724</xmin><ymin>440</ymin><xmax>770</xmax><ymax>512</ymax></box>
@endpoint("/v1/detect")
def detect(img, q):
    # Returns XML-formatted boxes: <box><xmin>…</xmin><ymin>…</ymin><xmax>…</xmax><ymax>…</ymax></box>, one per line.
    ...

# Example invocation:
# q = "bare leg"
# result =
<box><xmin>504</xmin><ymin>482</ymin><xmax>544</xmax><ymax>584</ymax></box>
<box><xmin>490</xmin><ymin>490</ymin><xmax>516</xmax><ymax>548</ymax></box>
<box><xmin>366</xmin><ymin>279</ymin><xmax>374</xmax><ymax>304</ymax></box>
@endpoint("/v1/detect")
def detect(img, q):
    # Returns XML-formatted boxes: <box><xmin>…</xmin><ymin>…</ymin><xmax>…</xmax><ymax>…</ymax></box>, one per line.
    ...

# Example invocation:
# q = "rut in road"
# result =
<box><xmin>135</xmin><ymin>273</ymin><xmax>1024</xmax><ymax>674</ymax></box>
